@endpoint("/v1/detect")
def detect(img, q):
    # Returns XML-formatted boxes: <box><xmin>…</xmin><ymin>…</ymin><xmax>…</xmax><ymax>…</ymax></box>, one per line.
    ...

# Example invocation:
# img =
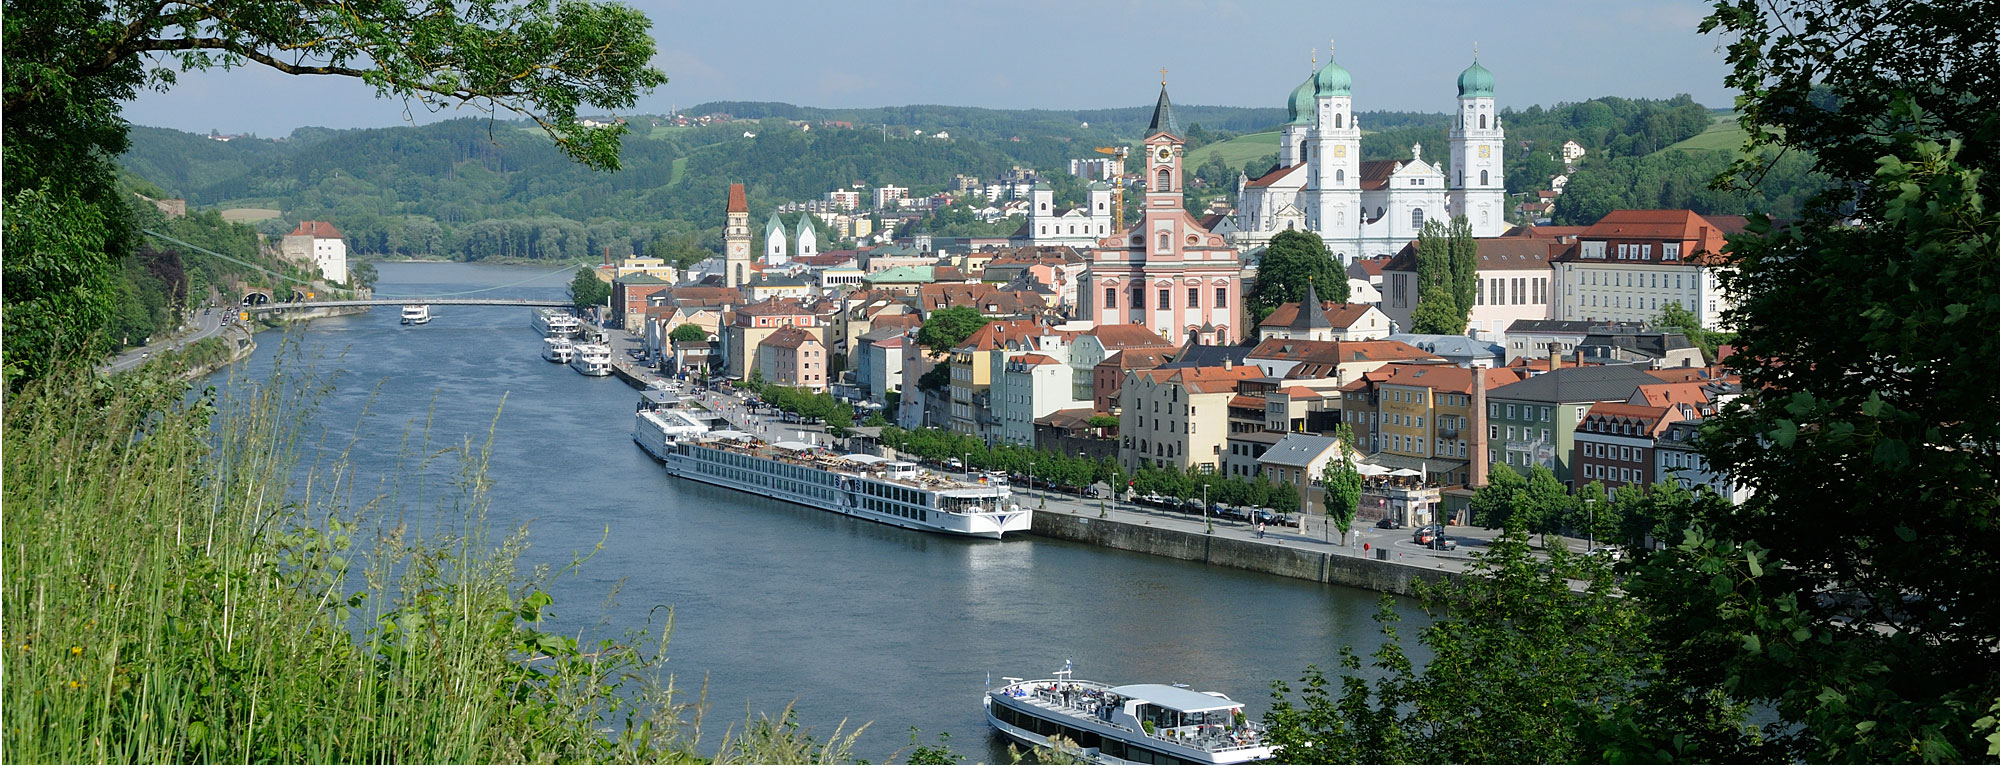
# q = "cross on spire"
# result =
<box><xmin>1474</xmin><ymin>42</ymin><xmax>1480</xmax><ymax>60</ymax></box>
<box><xmin>1159</xmin><ymin>67</ymin><xmax>1168</xmax><ymax>85</ymax></box>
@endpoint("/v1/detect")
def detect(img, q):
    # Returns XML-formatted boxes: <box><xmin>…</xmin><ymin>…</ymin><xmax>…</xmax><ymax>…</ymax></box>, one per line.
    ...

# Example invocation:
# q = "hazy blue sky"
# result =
<box><xmin>123</xmin><ymin>0</ymin><xmax>1736</xmax><ymax>136</ymax></box>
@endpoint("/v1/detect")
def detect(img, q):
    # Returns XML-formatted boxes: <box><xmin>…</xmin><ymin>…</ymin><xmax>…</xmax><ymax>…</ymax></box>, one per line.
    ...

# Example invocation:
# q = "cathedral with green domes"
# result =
<box><xmin>1234</xmin><ymin>47</ymin><xmax>1508</xmax><ymax>263</ymax></box>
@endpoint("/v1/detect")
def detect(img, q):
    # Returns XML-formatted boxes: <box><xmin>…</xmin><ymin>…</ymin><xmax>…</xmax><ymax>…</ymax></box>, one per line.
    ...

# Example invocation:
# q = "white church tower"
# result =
<box><xmin>794</xmin><ymin>215</ymin><xmax>818</xmax><ymax>258</ymax></box>
<box><xmin>763</xmin><ymin>212</ymin><xmax>788</xmax><ymax>265</ymax></box>
<box><xmin>1448</xmin><ymin>51</ymin><xmax>1507</xmax><ymax>236</ymax></box>
<box><xmin>1305</xmin><ymin>44</ymin><xmax>1362</xmax><ymax>264</ymax></box>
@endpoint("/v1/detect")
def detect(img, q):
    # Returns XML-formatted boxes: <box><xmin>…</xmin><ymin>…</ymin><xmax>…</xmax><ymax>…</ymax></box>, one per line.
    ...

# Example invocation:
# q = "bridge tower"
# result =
<box><xmin>724</xmin><ymin>183</ymin><xmax>752</xmax><ymax>290</ymax></box>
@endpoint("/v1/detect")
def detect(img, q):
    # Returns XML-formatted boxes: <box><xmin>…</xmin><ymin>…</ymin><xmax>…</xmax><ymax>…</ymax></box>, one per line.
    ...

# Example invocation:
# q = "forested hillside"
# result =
<box><xmin>119</xmin><ymin>95</ymin><xmax>1813</xmax><ymax>263</ymax></box>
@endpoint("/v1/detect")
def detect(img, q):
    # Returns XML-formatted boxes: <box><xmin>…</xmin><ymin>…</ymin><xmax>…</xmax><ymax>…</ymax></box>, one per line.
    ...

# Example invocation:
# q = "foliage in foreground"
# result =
<box><xmin>1266</xmin><ymin>526</ymin><xmax>1756</xmax><ymax>764</ymax></box>
<box><xmin>0</xmin><ymin>357</ymin><xmax>856</xmax><ymax>762</ymax></box>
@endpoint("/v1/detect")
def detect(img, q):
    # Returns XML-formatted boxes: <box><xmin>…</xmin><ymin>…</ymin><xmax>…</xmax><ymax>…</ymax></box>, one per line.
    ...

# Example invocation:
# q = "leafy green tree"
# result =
<box><xmin>1605</xmin><ymin>4</ymin><xmax>2000</xmax><ymax>760</ymax></box>
<box><xmin>1319</xmin><ymin>425</ymin><xmax>1362</xmax><ymax>546</ymax></box>
<box><xmin>1447</xmin><ymin>216</ymin><xmax>1477</xmax><ymax>319</ymax></box>
<box><xmin>1248</xmin><ymin>229</ymin><xmax>1349</xmax><ymax>324</ymax></box>
<box><xmin>1517</xmin><ymin>465</ymin><xmax>1575</xmax><ymax>547</ymax></box>
<box><xmin>915</xmin><ymin>306</ymin><xmax>990</xmax><ymax>356</ymax></box>
<box><xmin>567</xmin><ymin>268</ymin><xmax>610</xmax><ymax>312</ymax></box>
<box><xmin>1</xmin><ymin>0</ymin><xmax>665</xmax><ymax>382</ymax></box>
<box><xmin>669</xmin><ymin>323</ymin><xmax>708</xmax><ymax>343</ymax></box>
<box><xmin>1267</xmin><ymin>526</ymin><xmax>1669</xmax><ymax>764</ymax></box>
<box><xmin>1468</xmin><ymin>462</ymin><xmax>1525</xmax><ymax>528</ymax></box>
<box><xmin>1654</xmin><ymin>301</ymin><xmax>1733</xmax><ymax>362</ymax></box>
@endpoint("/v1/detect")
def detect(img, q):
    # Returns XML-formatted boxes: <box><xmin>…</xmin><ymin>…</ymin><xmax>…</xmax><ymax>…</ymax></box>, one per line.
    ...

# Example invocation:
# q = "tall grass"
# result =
<box><xmin>1</xmin><ymin>352</ymin><xmax>872</xmax><ymax>763</ymax></box>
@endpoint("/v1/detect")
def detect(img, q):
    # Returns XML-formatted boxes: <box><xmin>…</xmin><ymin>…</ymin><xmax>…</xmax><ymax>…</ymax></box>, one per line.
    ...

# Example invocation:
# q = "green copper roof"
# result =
<box><xmin>1286</xmin><ymin>75</ymin><xmax>1317</xmax><ymax>124</ymax></box>
<box><xmin>1457</xmin><ymin>59</ymin><xmax>1495</xmax><ymax>98</ymax></box>
<box><xmin>1313</xmin><ymin>57</ymin><xmax>1351</xmax><ymax>97</ymax></box>
<box><xmin>765</xmin><ymin>212</ymin><xmax>785</xmax><ymax>234</ymax></box>
<box><xmin>1147</xmin><ymin>85</ymin><xmax>1182</xmax><ymax>138</ymax></box>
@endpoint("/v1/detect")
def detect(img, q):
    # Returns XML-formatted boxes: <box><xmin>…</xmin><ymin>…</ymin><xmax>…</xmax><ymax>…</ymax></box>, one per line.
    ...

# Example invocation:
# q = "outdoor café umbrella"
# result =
<box><xmin>1388</xmin><ymin>468</ymin><xmax>1423</xmax><ymax>477</ymax></box>
<box><xmin>1356</xmin><ymin>464</ymin><xmax>1392</xmax><ymax>476</ymax></box>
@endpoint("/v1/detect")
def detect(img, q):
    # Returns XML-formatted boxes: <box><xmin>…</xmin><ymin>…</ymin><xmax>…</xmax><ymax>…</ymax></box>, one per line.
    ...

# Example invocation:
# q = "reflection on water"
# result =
<box><xmin>213</xmin><ymin>262</ymin><xmax>1405</xmax><ymax>761</ymax></box>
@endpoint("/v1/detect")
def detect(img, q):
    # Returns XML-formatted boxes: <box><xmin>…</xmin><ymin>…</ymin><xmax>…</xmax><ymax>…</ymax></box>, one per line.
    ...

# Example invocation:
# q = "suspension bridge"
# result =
<box><xmin>241</xmin><ymin>297</ymin><xmax>572</xmax><ymax>314</ymax></box>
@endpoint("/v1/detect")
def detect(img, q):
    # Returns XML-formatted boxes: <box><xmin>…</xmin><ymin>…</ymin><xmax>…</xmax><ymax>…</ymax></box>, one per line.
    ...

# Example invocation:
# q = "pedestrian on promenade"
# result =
<box><xmin>1256</xmin><ymin>522</ymin><xmax>1265</xmax><ymax>539</ymax></box>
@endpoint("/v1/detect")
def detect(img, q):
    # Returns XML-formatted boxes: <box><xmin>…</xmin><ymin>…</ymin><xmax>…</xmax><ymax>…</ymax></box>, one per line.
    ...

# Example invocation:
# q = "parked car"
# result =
<box><xmin>1254</xmin><ymin>510</ymin><xmax>1295</xmax><ymax>525</ymax></box>
<box><xmin>1413</xmin><ymin>524</ymin><xmax>1446</xmax><ymax>545</ymax></box>
<box><xmin>1375</xmin><ymin>516</ymin><xmax>1405</xmax><ymax>530</ymax></box>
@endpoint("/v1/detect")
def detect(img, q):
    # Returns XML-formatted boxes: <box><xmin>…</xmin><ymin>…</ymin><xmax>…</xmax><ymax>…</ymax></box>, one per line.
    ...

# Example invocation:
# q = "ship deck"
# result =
<box><xmin>690</xmin><ymin>435</ymin><xmax>1009</xmax><ymax>497</ymax></box>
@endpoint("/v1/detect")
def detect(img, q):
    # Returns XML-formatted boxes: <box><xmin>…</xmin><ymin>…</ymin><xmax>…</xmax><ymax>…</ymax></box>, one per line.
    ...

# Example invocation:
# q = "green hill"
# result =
<box><xmin>1188</xmin><ymin>132</ymin><xmax>1281</xmax><ymax>174</ymax></box>
<box><xmin>1655</xmin><ymin>115</ymin><xmax>1749</xmax><ymax>154</ymax></box>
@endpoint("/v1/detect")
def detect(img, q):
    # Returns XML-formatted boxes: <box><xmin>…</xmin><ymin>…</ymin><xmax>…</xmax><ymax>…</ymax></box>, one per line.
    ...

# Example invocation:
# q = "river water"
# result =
<box><xmin>215</xmin><ymin>262</ymin><xmax>1403</xmax><ymax>762</ymax></box>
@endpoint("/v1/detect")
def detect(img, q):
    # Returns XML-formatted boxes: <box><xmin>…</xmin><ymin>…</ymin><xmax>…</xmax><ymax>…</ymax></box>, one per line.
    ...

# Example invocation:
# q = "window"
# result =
<box><xmin>1335</xmin><ymin>169</ymin><xmax>1345</xmax><ymax>182</ymax></box>
<box><xmin>1132</xmin><ymin>288</ymin><xmax>1144</xmax><ymax>309</ymax></box>
<box><xmin>1214</xmin><ymin>287</ymin><xmax>1227</xmax><ymax>308</ymax></box>
<box><xmin>1104</xmin><ymin>288</ymin><xmax>1117</xmax><ymax>309</ymax></box>
<box><xmin>1480</xmin><ymin>169</ymin><xmax>1489</xmax><ymax>185</ymax></box>
<box><xmin>1156</xmin><ymin>168</ymin><xmax>1171</xmax><ymax>191</ymax></box>
<box><xmin>1412</xmin><ymin>208</ymin><xmax>1425</xmax><ymax>228</ymax></box>
<box><xmin>1335</xmin><ymin>113</ymin><xmax>1343</xmax><ymax>128</ymax></box>
<box><xmin>1480</xmin><ymin>114</ymin><xmax>1488</xmax><ymax>129</ymax></box>
<box><xmin>1476</xmin><ymin>279</ymin><xmax>1485</xmax><ymax>306</ymax></box>
<box><xmin>1157</xmin><ymin>289</ymin><xmax>1169</xmax><ymax>309</ymax></box>
<box><xmin>1157</xmin><ymin>231</ymin><xmax>1171</xmax><ymax>253</ymax></box>
<box><xmin>1187</xmin><ymin>287</ymin><xmax>1199</xmax><ymax>308</ymax></box>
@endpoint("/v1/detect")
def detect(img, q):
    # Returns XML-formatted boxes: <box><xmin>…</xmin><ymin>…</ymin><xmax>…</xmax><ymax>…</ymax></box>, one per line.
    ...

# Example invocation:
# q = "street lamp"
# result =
<box><xmin>1202</xmin><ymin>483</ymin><xmax>1211</xmax><ymax>533</ymax></box>
<box><xmin>1087</xmin><ymin>452</ymin><xmax>1105</xmax><ymax>518</ymax></box>
<box><xmin>1585</xmin><ymin>496</ymin><xmax>1598</xmax><ymax>552</ymax></box>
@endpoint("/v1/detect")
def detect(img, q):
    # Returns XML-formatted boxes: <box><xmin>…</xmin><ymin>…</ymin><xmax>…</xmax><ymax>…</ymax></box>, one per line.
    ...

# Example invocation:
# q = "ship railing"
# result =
<box><xmin>1007</xmin><ymin>684</ymin><xmax>1266</xmax><ymax>754</ymax></box>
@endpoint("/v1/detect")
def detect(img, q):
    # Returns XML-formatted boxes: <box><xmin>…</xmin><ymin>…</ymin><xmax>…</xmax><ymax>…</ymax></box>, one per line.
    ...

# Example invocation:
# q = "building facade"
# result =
<box><xmin>1078</xmin><ymin>85</ymin><xmax>1243</xmax><ymax>346</ymax></box>
<box><xmin>1549</xmin><ymin>209</ymin><xmax>1746</xmax><ymax>329</ymax></box>
<box><xmin>1233</xmin><ymin>52</ymin><xmax>1507</xmax><ymax>262</ymax></box>
<box><xmin>1380</xmin><ymin>237</ymin><xmax>1560</xmax><ymax>334</ymax></box>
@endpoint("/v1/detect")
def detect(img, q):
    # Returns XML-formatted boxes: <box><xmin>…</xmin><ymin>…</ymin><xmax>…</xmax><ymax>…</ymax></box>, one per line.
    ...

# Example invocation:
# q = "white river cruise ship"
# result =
<box><xmin>986</xmin><ymin>665</ymin><xmax>1275</xmax><ymax>765</ymax></box>
<box><xmin>531</xmin><ymin>308</ymin><xmax>581</xmax><ymax>338</ymax></box>
<box><xmin>640</xmin><ymin>427</ymin><xmax>1030</xmax><ymax>539</ymax></box>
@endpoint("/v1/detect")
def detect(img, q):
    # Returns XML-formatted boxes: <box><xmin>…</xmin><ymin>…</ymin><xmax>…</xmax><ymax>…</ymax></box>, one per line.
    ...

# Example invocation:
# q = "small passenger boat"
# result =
<box><xmin>985</xmin><ymin>663</ymin><xmax>1273</xmax><ymax>765</ymax></box>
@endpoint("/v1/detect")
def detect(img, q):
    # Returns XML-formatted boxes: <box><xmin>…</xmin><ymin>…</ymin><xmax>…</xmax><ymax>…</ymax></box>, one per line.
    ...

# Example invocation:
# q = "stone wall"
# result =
<box><xmin>1030</xmin><ymin>512</ymin><xmax>1460</xmax><ymax>596</ymax></box>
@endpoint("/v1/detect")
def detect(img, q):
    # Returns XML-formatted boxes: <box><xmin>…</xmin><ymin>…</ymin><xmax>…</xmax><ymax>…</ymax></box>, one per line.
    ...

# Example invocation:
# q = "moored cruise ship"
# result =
<box><xmin>401</xmin><ymin>305</ymin><xmax>431</xmax><ymax>325</ymax></box>
<box><xmin>542</xmin><ymin>336</ymin><xmax>576</xmax><ymax>364</ymax></box>
<box><xmin>647</xmin><ymin>430</ymin><xmax>1030</xmax><ymax>539</ymax></box>
<box><xmin>986</xmin><ymin>666</ymin><xmax>1274</xmax><ymax>765</ymax></box>
<box><xmin>569</xmin><ymin>343</ymin><xmax>613</xmax><ymax>376</ymax></box>
<box><xmin>531</xmin><ymin>308</ymin><xmax>581</xmax><ymax>338</ymax></box>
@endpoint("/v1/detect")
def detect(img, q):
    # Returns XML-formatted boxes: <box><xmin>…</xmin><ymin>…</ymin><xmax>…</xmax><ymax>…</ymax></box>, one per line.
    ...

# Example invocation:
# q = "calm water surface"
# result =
<box><xmin>216</xmin><ymin>262</ymin><xmax>1404</xmax><ymax>761</ymax></box>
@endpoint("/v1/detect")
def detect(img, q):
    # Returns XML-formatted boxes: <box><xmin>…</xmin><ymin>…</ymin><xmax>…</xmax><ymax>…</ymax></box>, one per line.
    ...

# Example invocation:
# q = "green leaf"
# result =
<box><xmin>1741</xmin><ymin>633</ymin><xmax>1761</xmax><ymax>654</ymax></box>
<box><xmin>1893</xmin><ymin>525</ymin><xmax>1917</xmax><ymax>542</ymax></box>
<box><xmin>1746</xmin><ymin>551</ymin><xmax>1762</xmax><ymax>578</ymax></box>
<box><xmin>1944</xmin><ymin>303</ymin><xmax>1969</xmax><ymax>323</ymax></box>
<box><xmin>1855</xmin><ymin>720</ymin><xmax>1876</xmax><ymax>734</ymax></box>
<box><xmin>1770</xmin><ymin>419</ymin><xmax>1799</xmax><ymax>448</ymax></box>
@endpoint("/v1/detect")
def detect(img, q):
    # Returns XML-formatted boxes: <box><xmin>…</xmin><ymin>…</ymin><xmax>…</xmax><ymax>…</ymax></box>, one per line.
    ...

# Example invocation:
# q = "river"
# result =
<box><xmin>214</xmin><ymin>261</ymin><xmax>1405</xmax><ymax>762</ymax></box>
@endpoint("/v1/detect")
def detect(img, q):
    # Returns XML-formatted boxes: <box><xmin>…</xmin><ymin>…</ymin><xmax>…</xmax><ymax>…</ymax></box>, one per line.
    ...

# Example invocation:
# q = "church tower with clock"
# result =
<box><xmin>1447</xmin><ymin>52</ymin><xmax>1507</xmax><ymax>236</ymax></box>
<box><xmin>1079</xmin><ymin>80</ymin><xmax>1242</xmax><ymax>346</ymax></box>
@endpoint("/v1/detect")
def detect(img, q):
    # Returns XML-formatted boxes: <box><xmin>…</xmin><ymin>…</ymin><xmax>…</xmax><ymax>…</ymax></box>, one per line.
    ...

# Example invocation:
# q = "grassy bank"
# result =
<box><xmin>0</xmin><ymin>355</ymin><xmax>882</xmax><ymax>762</ymax></box>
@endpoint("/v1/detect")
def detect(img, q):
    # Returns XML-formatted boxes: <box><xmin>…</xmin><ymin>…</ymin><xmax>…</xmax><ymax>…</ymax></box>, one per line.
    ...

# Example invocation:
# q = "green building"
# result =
<box><xmin>1484</xmin><ymin>365</ymin><xmax>1658</xmax><ymax>486</ymax></box>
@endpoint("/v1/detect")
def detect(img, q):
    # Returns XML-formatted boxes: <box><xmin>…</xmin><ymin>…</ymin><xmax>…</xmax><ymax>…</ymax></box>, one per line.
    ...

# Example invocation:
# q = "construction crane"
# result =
<box><xmin>1093</xmin><ymin>145</ymin><xmax>1131</xmax><ymax>228</ymax></box>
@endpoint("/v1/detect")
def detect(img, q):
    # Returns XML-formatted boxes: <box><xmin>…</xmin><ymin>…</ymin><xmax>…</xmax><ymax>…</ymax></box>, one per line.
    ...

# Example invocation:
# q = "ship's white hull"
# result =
<box><xmin>655</xmin><ymin>441</ymin><xmax>1030</xmax><ymax>539</ymax></box>
<box><xmin>985</xmin><ymin>681</ymin><xmax>1273</xmax><ymax>765</ymax></box>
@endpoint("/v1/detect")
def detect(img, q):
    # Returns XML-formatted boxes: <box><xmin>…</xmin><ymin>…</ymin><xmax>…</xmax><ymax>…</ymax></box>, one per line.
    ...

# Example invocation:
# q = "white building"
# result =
<box><xmin>1234</xmin><ymin>51</ymin><xmax>1507</xmax><ymax>264</ymax></box>
<box><xmin>763</xmin><ymin>212</ymin><xmax>789</xmax><ymax>265</ymax></box>
<box><xmin>993</xmin><ymin>352</ymin><xmax>1078</xmax><ymax>447</ymax></box>
<box><xmin>281</xmin><ymin>221</ymin><xmax>349</xmax><ymax>285</ymax></box>
<box><xmin>794</xmin><ymin>215</ymin><xmax>818</xmax><ymax>258</ymax></box>
<box><xmin>1379</xmin><ymin>236</ymin><xmax>1561</xmax><ymax>334</ymax></box>
<box><xmin>1548</xmin><ymin>209</ymin><xmax>1745</xmax><ymax>330</ymax></box>
<box><xmin>1024</xmin><ymin>181</ymin><xmax>1115</xmax><ymax>247</ymax></box>
<box><xmin>873</xmin><ymin>185</ymin><xmax>908</xmax><ymax>210</ymax></box>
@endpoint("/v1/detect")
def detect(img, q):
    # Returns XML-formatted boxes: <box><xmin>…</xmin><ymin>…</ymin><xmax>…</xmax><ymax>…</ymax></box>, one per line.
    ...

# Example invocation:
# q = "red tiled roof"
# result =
<box><xmin>762</xmin><ymin>326</ymin><xmax>820</xmax><ymax>349</ymax></box>
<box><xmin>1341</xmin><ymin>363</ymin><xmax>1528</xmax><ymax>394</ymax></box>
<box><xmin>1632</xmin><ymin>381</ymin><xmax>1712</xmax><ymax>409</ymax></box>
<box><xmin>1383</xmin><ymin>237</ymin><xmax>1564</xmax><ymax>273</ymax></box>
<box><xmin>1136</xmin><ymin>364</ymin><xmax>1262</xmax><ymax>394</ymax></box>
<box><xmin>1228</xmin><ymin>394</ymin><xmax>1265</xmax><ymax>409</ymax></box>
<box><xmin>1084</xmin><ymin>324</ymin><xmax>1173</xmax><ymax>351</ymax></box>
<box><xmin>1244</xmin><ymin>162</ymin><xmax>1306</xmax><ymax>188</ymax></box>
<box><xmin>1101</xmin><ymin>348</ymin><xmax>1174</xmax><ymax>371</ymax></box>
<box><xmin>287</xmin><ymin>220</ymin><xmax>343</xmax><ymax>239</ymax></box>
<box><xmin>727</xmin><ymin>183</ymin><xmax>748</xmax><ymax>213</ymax></box>
<box><xmin>1578</xmin><ymin>402</ymin><xmax>1683</xmax><ymax>438</ymax></box>
<box><xmin>1257</xmin><ymin>302</ymin><xmax>1380</xmax><ymax>329</ymax></box>
<box><xmin>1280</xmin><ymin>386</ymin><xmax>1322</xmax><ymax>398</ymax></box>
<box><xmin>1358</xmin><ymin>160</ymin><xmax>1402</xmax><ymax>191</ymax></box>
<box><xmin>1349</xmin><ymin>255</ymin><xmax>1392</xmax><ymax>278</ymax></box>
<box><xmin>1009</xmin><ymin>353</ymin><xmax>1061</xmax><ymax>366</ymax></box>
<box><xmin>1505</xmin><ymin>225</ymin><xmax>1589</xmax><ymax>239</ymax></box>
<box><xmin>958</xmin><ymin>319</ymin><xmax>1074</xmax><ymax>352</ymax></box>
<box><xmin>736</xmin><ymin>298</ymin><xmax>814</xmax><ymax>317</ymax></box>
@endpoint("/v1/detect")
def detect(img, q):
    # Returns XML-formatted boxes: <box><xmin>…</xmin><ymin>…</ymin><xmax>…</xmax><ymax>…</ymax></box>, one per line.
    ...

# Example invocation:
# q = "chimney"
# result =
<box><xmin>1223</xmin><ymin>358</ymin><xmax>1233</xmax><ymax>371</ymax></box>
<box><xmin>1470</xmin><ymin>369</ymin><xmax>1490</xmax><ymax>489</ymax></box>
<box><xmin>1551</xmin><ymin>344</ymin><xmax>1563</xmax><ymax>372</ymax></box>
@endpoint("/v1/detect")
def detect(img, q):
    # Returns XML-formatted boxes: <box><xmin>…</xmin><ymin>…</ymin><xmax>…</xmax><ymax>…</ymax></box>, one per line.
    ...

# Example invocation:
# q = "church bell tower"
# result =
<box><xmin>724</xmin><ymin>183</ymin><xmax>751</xmax><ymax>290</ymax></box>
<box><xmin>1448</xmin><ymin>48</ymin><xmax>1506</xmax><ymax>236</ymax></box>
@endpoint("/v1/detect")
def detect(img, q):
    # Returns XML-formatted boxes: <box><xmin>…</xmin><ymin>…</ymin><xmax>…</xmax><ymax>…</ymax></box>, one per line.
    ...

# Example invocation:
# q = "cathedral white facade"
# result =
<box><xmin>1234</xmin><ymin>52</ymin><xmax>1508</xmax><ymax>264</ymax></box>
<box><xmin>1025</xmin><ymin>181</ymin><xmax>1115</xmax><ymax>247</ymax></box>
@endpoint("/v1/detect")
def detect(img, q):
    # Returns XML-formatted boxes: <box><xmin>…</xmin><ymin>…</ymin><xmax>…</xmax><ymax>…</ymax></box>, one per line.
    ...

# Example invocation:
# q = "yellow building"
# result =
<box><xmin>1339</xmin><ymin>363</ymin><xmax>1527</xmax><ymax>486</ymax></box>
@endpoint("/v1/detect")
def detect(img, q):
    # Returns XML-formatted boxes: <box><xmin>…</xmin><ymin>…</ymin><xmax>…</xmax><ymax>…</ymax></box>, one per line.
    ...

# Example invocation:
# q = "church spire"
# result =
<box><xmin>1147</xmin><ymin>80</ymin><xmax>1182</xmax><ymax>138</ymax></box>
<box><xmin>1291</xmin><ymin>278</ymin><xmax>1334</xmax><ymax>331</ymax></box>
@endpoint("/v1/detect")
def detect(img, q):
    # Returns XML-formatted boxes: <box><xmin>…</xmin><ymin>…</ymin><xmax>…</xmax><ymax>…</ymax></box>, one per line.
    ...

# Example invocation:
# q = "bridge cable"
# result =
<box><xmin>140</xmin><ymin>229</ymin><xmax>318</xmax><ymax>287</ymax></box>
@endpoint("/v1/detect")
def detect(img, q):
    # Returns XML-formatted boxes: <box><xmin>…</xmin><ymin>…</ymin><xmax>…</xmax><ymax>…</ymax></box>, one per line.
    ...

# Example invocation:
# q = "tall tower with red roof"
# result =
<box><xmin>1079</xmin><ymin>78</ymin><xmax>1243</xmax><ymax>346</ymax></box>
<box><xmin>724</xmin><ymin>183</ymin><xmax>751</xmax><ymax>290</ymax></box>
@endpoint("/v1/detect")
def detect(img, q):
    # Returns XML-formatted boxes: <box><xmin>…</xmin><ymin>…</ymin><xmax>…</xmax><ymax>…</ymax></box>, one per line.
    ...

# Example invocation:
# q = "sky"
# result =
<box><xmin>123</xmin><ymin>0</ymin><xmax>1736</xmax><ymax>137</ymax></box>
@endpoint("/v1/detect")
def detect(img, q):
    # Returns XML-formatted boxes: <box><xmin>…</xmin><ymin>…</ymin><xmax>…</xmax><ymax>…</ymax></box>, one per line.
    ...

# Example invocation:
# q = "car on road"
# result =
<box><xmin>1413</xmin><ymin>524</ymin><xmax>1450</xmax><ymax>546</ymax></box>
<box><xmin>1254</xmin><ymin>509</ymin><xmax>1295</xmax><ymax>526</ymax></box>
<box><xmin>1375</xmin><ymin>516</ymin><xmax>1405</xmax><ymax>530</ymax></box>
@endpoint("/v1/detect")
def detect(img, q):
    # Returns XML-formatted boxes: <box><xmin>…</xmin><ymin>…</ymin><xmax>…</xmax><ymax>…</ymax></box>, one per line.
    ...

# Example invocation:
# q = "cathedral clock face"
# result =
<box><xmin>1333</xmin><ymin>145</ymin><xmax>1347</xmax><ymax>158</ymax></box>
<box><xmin>1478</xmin><ymin>145</ymin><xmax>1491</xmax><ymax>158</ymax></box>
<box><xmin>1156</xmin><ymin>146</ymin><xmax>1174</xmax><ymax>163</ymax></box>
